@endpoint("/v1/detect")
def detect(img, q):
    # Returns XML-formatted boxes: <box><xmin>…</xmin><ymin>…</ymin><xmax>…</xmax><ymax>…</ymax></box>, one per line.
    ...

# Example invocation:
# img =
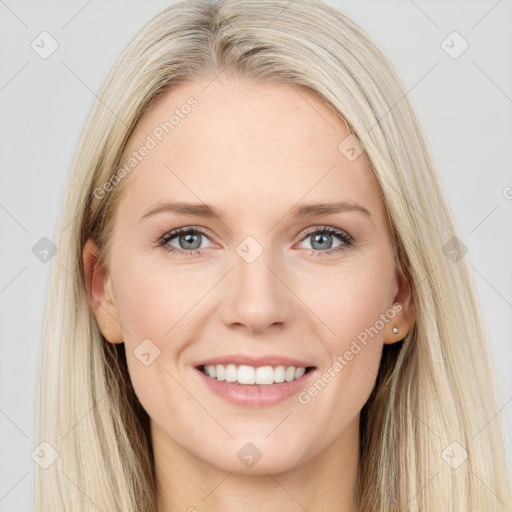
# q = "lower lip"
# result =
<box><xmin>195</xmin><ymin>367</ymin><xmax>317</xmax><ymax>408</ymax></box>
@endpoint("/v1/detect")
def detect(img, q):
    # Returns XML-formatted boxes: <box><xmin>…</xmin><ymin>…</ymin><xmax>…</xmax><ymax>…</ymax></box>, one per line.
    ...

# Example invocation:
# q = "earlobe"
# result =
<box><xmin>384</xmin><ymin>272</ymin><xmax>415</xmax><ymax>345</ymax></box>
<box><xmin>82</xmin><ymin>238</ymin><xmax>124</xmax><ymax>344</ymax></box>
<box><xmin>384</xmin><ymin>321</ymin><xmax>406</xmax><ymax>345</ymax></box>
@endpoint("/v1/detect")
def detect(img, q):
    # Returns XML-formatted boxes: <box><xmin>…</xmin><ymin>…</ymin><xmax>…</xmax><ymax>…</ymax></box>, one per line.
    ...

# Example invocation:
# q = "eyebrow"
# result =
<box><xmin>138</xmin><ymin>200</ymin><xmax>372</xmax><ymax>223</ymax></box>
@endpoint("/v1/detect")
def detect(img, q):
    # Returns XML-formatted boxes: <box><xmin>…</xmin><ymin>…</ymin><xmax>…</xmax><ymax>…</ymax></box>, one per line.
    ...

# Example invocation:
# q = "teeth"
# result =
<box><xmin>202</xmin><ymin>364</ymin><xmax>308</xmax><ymax>385</ymax></box>
<box><xmin>225</xmin><ymin>364</ymin><xmax>237</xmax><ymax>383</ymax></box>
<box><xmin>295</xmin><ymin>367</ymin><xmax>306</xmax><ymax>379</ymax></box>
<box><xmin>238</xmin><ymin>365</ymin><xmax>255</xmax><ymax>384</ymax></box>
<box><xmin>274</xmin><ymin>365</ymin><xmax>285</xmax><ymax>383</ymax></box>
<box><xmin>255</xmin><ymin>366</ymin><xmax>273</xmax><ymax>385</ymax></box>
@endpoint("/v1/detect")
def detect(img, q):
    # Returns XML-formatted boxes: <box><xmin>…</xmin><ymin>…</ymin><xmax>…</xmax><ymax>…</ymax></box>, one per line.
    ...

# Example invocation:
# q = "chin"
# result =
<box><xmin>195</xmin><ymin>437</ymin><xmax>311</xmax><ymax>475</ymax></box>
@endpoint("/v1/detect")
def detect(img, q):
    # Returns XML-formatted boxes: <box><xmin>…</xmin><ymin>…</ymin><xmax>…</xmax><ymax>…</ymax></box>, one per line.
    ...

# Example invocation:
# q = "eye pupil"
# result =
<box><xmin>180</xmin><ymin>232</ymin><xmax>201</xmax><ymax>249</ymax></box>
<box><xmin>311</xmin><ymin>232</ymin><xmax>332</xmax><ymax>250</ymax></box>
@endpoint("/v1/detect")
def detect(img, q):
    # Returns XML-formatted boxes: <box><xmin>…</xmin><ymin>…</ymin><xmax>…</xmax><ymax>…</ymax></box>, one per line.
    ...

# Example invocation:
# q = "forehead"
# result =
<box><xmin>116</xmin><ymin>76</ymin><xmax>385</xmax><ymax>226</ymax></box>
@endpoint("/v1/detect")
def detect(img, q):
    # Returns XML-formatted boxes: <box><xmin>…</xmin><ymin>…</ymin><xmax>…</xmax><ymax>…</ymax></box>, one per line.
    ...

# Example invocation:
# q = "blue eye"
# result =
<box><xmin>157</xmin><ymin>225</ymin><xmax>353</xmax><ymax>257</ymax></box>
<box><xmin>297</xmin><ymin>226</ymin><xmax>353</xmax><ymax>255</ymax></box>
<box><xmin>158</xmin><ymin>227</ymin><xmax>212</xmax><ymax>257</ymax></box>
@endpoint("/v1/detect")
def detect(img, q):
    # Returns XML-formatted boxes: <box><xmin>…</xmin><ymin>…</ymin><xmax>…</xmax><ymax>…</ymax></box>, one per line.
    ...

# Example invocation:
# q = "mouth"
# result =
<box><xmin>197</xmin><ymin>363</ymin><xmax>316</xmax><ymax>386</ymax></box>
<box><xmin>193</xmin><ymin>360</ymin><xmax>318</xmax><ymax>407</ymax></box>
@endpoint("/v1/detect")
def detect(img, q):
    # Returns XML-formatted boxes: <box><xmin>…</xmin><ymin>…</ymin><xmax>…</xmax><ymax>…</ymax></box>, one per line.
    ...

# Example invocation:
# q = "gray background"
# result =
<box><xmin>1</xmin><ymin>0</ymin><xmax>511</xmax><ymax>510</ymax></box>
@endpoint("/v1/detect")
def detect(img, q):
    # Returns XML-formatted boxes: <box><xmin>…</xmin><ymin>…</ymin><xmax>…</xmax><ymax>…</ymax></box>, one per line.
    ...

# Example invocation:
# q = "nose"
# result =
<box><xmin>218</xmin><ymin>247</ymin><xmax>295</xmax><ymax>335</ymax></box>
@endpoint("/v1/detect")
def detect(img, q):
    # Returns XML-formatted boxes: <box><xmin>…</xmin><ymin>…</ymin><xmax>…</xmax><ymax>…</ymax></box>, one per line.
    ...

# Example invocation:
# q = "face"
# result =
<box><xmin>84</xmin><ymin>73</ymin><xmax>413</xmax><ymax>475</ymax></box>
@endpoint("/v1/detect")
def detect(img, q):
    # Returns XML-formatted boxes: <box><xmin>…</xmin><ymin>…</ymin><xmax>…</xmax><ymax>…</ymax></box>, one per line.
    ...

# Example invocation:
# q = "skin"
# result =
<box><xmin>83</xmin><ymin>73</ymin><xmax>414</xmax><ymax>512</ymax></box>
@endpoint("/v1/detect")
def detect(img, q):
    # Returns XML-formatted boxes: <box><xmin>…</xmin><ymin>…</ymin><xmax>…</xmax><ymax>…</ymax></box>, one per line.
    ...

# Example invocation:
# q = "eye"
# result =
<box><xmin>157</xmin><ymin>227</ymin><xmax>213</xmax><ymax>257</ymax></box>
<box><xmin>296</xmin><ymin>226</ymin><xmax>353</xmax><ymax>256</ymax></box>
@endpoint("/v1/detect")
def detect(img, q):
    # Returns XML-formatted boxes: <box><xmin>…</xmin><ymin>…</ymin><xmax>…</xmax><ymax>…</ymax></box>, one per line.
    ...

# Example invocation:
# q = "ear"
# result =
<box><xmin>82</xmin><ymin>238</ymin><xmax>124</xmax><ymax>344</ymax></box>
<box><xmin>384</xmin><ymin>268</ymin><xmax>415</xmax><ymax>345</ymax></box>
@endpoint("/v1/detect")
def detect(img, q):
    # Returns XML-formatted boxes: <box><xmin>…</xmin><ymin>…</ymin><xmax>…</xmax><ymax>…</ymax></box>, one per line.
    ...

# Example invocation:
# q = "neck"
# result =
<box><xmin>152</xmin><ymin>417</ymin><xmax>360</xmax><ymax>512</ymax></box>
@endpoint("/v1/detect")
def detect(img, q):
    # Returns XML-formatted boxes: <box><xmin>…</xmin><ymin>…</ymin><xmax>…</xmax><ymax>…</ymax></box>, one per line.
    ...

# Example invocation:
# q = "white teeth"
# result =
<box><xmin>202</xmin><ymin>364</ymin><xmax>309</xmax><ymax>385</ymax></box>
<box><xmin>295</xmin><ymin>367</ymin><xmax>306</xmax><ymax>379</ymax></box>
<box><xmin>225</xmin><ymin>364</ymin><xmax>237</xmax><ymax>383</ymax></box>
<box><xmin>216</xmin><ymin>364</ymin><xmax>225</xmax><ymax>381</ymax></box>
<box><xmin>274</xmin><ymin>365</ymin><xmax>285</xmax><ymax>383</ymax></box>
<box><xmin>238</xmin><ymin>365</ymin><xmax>255</xmax><ymax>384</ymax></box>
<box><xmin>285</xmin><ymin>366</ymin><xmax>295</xmax><ymax>382</ymax></box>
<box><xmin>255</xmin><ymin>366</ymin><xmax>274</xmax><ymax>385</ymax></box>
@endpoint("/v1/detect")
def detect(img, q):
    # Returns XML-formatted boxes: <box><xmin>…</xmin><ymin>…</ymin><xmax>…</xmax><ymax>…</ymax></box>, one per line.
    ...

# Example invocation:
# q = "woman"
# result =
<box><xmin>34</xmin><ymin>0</ymin><xmax>511</xmax><ymax>510</ymax></box>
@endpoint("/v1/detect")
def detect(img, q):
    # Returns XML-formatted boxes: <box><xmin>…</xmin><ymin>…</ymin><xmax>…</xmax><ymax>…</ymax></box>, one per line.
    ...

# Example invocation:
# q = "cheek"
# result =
<box><xmin>109</xmin><ymin>255</ymin><xmax>210</xmax><ymax>417</ymax></box>
<box><xmin>307</xmin><ymin>251</ymin><xmax>395</xmax><ymax>347</ymax></box>
<box><xmin>303</xmin><ymin>251</ymin><xmax>395</xmax><ymax>411</ymax></box>
<box><xmin>111</xmin><ymin>252</ymin><xmax>203</xmax><ymax>341</ymax></box>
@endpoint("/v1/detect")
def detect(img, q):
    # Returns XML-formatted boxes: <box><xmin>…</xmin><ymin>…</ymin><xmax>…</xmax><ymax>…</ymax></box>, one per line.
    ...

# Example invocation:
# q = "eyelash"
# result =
<box><xmin>156</xmin><ymin>225</ymin><xmax>354</xmax><ymax>258</ymax></box>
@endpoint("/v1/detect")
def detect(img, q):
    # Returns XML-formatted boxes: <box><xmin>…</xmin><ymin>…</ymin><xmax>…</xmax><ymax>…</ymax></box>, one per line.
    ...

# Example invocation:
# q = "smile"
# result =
<box><xmin>194</xmin><ymin>362</ymin><xmax>317</xmax><ymax>407</ymax></box>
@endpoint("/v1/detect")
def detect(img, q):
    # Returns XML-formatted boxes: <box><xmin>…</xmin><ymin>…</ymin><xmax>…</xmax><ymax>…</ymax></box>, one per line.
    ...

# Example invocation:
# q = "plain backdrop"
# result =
<box><xmin>0</xmin><ymin>1</ymin><xmax>511</xmax><ymax>510</ymax></box>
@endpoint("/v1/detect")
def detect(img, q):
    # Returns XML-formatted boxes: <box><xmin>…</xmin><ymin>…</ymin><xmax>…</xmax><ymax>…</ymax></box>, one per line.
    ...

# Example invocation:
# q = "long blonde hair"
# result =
<box><xmin>35</xmin><ymin>0</ymin><xmax>511</xmax><ymax>510</ymax></box>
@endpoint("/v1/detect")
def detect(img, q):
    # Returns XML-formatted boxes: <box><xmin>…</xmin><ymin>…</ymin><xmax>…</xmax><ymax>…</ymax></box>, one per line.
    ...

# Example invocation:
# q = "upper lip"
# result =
<box><xmin>195</xmin><ymin>353</ymin><xmax>316</xmax><ymax>368</ymax></box>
